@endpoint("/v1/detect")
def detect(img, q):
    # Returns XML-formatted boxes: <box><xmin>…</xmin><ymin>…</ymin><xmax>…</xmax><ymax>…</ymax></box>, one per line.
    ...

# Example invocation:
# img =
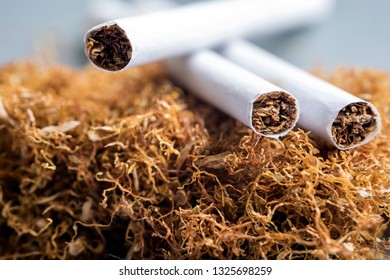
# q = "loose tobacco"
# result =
<box><xmin>0</xmin><ymin>62</ymin><xmax>389</xmax><ymax>259</ymax></box>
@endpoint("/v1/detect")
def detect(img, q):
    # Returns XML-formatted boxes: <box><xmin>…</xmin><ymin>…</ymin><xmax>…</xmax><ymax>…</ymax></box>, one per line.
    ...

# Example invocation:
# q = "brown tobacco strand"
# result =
<box><xmin>251</xmin><ymin>92</ymin><xmax>297</xmax><ymax>135</ymax></box>
<box><xmin>86</xmin><ymin>24</ymin><xmax>132</xmax><ymax>71</ymax></box>
<box><xmin>332</xmin><ymin>102</ymin><xmax>378</xmax><ymax>148</ymax></box>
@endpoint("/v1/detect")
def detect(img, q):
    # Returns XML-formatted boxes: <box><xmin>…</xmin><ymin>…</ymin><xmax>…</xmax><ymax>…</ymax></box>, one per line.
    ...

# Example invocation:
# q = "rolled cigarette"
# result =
<box><xmin>84</xmin><ymin>0</ymin><xmax>334</xmax><ymax>71</ymax></box>
<box><xmin>219</xmin><ymin>40</ymin><xmax>381</xmax><ymax>149</ymax></box>
<box><xmin>166</xmin><ymin>50</ymin><xmax>299</xmax><ymax>138</ymax></box>
<box><xmin>86</xmin><ymin>0</ymin><xmax>176</xmax><ymax>27</ymax></box>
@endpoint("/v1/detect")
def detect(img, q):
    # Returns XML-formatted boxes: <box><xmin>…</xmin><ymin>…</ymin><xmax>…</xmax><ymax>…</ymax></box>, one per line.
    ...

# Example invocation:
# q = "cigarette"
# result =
<box><xmin>86</xmin><ymin>0</ymin><xmax>176</xmax><ymax>24</ymax></box>
<box><xmin>166</xmin><ymin>50</ymin><xmax>299</xmax><ymax>138</ymax></box>
<box><xmin>219</xmin><ymin>40</ymin><xmax>381</xmax><ymax>149</ymax></box>
<box><xmin>84</xmin><ymin>0</ymin><xmax>334</xmax><ymax>71</ymax></box>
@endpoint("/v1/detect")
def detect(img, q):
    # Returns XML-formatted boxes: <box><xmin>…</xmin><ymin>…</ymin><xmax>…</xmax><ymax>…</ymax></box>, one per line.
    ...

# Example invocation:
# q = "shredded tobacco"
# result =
<box><xmin>252</xmin><ymin>91</ymin><xmax>297</xmax><ymax>135</ymax></box>
<box><xmin>86</xmin><ymin>24</ymin><xmax>132</xmax><ymax>71</ymax></box>
<box><xmin>0</xmin><ymin>62</ymin><xmax>389</xmax><ymax>260</ymax></box>
<box><xmin>332</xmin><ymin>102</ymin><xmax>378</xmax><ymax>148</ymax></box>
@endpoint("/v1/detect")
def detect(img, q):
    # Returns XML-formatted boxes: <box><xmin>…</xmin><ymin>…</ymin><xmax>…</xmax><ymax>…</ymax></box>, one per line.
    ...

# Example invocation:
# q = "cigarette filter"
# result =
<box><xmin>219</xmin><ymin>40</ymin><xmax>381</xmax><ymax>149</ymax></box>
<box><xmin>84</xmin><ymin>0</ymin><xmax>334</xmax><ymax>71</ymax></box>
<box><xmin>166</xmin><ymin>50</ymin><xmax>299</xmax><ymax>138</ymax></box>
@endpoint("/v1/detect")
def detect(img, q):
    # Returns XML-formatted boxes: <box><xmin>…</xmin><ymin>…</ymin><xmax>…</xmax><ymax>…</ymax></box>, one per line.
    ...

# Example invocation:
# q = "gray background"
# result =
<box><xmin>0</xmin><ymin>0</ymin><xmax>389</xmax><ymax>72</ymax></box>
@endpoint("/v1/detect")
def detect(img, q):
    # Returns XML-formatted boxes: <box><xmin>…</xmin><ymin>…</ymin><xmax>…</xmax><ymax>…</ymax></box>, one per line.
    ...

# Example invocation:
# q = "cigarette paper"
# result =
<box><xmin>219</xmin><ymin>40</ymin><xmax>381</xmax><ymax>149</ymax></box>
<box><xmin>84</xmin><ymin>0</ymin><xmax>334</xmax><ymax>71</ymax></box>
<box><xmin>86</xmin><ymin>0</ymin><xmax>175</xmax><ymax>25</ymax></box>
<box><xmin>166</xmin><ymin>50</ymin><xmax>299</xmax><ymax>138</ymax></box>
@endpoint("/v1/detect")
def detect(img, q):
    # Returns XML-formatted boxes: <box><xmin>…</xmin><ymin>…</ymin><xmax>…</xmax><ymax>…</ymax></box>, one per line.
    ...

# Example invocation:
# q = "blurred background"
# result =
<box><xmin>0</xmin><ymin>0</ymin><xmax>389</xmax><ymax>72</ymax></box>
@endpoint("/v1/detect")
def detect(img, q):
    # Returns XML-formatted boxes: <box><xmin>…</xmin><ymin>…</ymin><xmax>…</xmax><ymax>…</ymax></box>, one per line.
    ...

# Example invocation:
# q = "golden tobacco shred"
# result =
<box><xmin>0</xmin><ymin>61</ymin><xmax>389</xmax><ymax>259</ymax></box>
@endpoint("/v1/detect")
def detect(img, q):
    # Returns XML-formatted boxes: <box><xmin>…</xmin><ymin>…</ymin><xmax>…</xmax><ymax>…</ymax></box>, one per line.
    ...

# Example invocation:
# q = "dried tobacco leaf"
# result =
<box><xmin>0</xmin><ymin>61</ymin><xmax>389</xmax><ymax>260</ymax></box>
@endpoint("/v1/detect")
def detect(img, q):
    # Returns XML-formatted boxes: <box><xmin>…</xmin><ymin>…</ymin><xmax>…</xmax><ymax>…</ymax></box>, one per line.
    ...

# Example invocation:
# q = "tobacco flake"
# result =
<box><xmin>251</xmin><ymin>91</ymin><xmax>297</xmax><ymax>135</ymax></box>
<box><xmin>332</xmin><ymin>102</ymin><xmax>378</xmax><ymax>148</ymax></box>
<box><xmin>86</xmin><ymin>24</ymin><xmax>132</xmax><ymax>71</ymax></box>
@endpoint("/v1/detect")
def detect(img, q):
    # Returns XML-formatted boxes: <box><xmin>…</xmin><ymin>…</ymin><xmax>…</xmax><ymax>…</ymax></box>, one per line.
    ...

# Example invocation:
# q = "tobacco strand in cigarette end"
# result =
<box><xmin>251</xmin><ymin>91</ymin><xmax>298</xmax><ymax>135</ymax></box>
<box><xmin>86</xmin><ymin>24</ymin><xmax>132</xmax><ymax>71</ymax></box>
<box><xmin>332</xmin><ymin>102</ymin><xmax>378</xmax><ymax>149</ymax></box>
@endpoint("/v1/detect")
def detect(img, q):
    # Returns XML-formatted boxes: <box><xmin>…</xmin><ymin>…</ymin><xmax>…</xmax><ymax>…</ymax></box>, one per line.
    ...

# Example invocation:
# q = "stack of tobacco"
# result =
<box><xmin>0</xmin><ymin>61</ymin><xmax>389</xmax><ymax>259</ymax></box>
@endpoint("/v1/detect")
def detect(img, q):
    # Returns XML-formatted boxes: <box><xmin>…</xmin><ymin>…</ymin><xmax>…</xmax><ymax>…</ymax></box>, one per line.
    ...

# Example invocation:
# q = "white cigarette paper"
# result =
<box><xmin>219</xmin><ymin>40</ymin><xmax>381</xmax><ymax>149</ymax></box>
<box><xmin>166</xmin><ymin>50</ymin><xmax>299</xmax><ymax>138</ymax></box>
<box><xmin>84</xmin><ymin>0</ymin><xmax>334</xmax><ymax>71</ymax></box>
<box><xmin>86</xmin><ymin>0</ymin><xmax>176</xmax><ymax>24</ymax></box>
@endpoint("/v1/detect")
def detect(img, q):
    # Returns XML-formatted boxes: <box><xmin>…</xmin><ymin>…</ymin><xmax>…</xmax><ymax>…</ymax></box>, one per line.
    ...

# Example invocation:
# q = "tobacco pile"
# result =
<box><xmin>0</xmin><ymin>61</ymin><xmax>389</xmax><ymax>259</ymax></box>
